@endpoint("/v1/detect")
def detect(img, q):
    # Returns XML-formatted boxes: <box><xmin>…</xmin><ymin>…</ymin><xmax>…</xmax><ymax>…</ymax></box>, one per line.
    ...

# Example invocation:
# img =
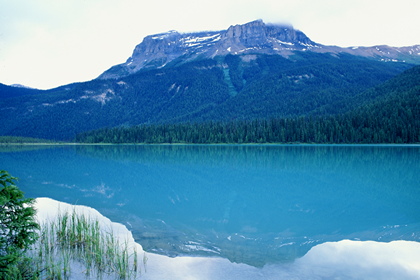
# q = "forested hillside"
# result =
<box><xmin>0</xmin><ymin>83</ymin><xmax>42</xmax><ymax>99</ymax></box>
<box><xmin>0</xmin><ymin>52</ymin><xmax>413</xmax><ymax>141</ymax></box>
<box><xmin>75</xmin><ymin>65</ymin><xmax>420</xmax><ymax>144</ymax></box>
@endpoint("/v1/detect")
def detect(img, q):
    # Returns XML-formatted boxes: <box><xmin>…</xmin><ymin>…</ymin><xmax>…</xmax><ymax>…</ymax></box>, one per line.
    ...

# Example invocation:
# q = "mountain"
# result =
<box><xmin>98</xmin><ymin>20</ymin><xmax>420</xmax><ymax>80</ymax></box>
<box><xmin>76</xmin><ymin>65</ymin><xmax>420</xmax><ymax>144</ymax></box>
<box><xmin>0</xmin><ymin>83</ymin><xmax>42</xmax><ymax>99</ymax></box>
<box><xmin>0</xmin><ymin>20</ymin><xmax>419</xmax><ymax>141</ymax></box>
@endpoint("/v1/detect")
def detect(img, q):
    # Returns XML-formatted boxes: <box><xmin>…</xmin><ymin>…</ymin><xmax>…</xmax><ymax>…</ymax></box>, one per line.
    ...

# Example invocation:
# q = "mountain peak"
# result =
<box><xmin>98</xmin><ymin>20</ymin><xmax>319</xmax><ymax>79</ymax></box>
<box><xmin>97</xmin><ymin>20</ymin><xmax>420</xmax><ymax>80</ymax></box>
<box><xmin>221</xmin><ymin>20</ymin><xmax>316</xmax><ymax>50</ymax></box>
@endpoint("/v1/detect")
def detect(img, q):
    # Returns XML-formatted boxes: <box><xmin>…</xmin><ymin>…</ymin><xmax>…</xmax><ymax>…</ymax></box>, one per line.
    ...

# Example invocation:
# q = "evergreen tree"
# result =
<box><xmin>0</xmin><ymin>171</ymin><xmax>39</xmax><ymax>279</ymax></box>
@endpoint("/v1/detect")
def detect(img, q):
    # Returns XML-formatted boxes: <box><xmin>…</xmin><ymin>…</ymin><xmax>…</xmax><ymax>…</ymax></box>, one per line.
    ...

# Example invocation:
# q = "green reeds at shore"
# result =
<box><xmin>30</xmin><ymin>209</ymin><xmax>146</xmax><ymax>279</ymax></box>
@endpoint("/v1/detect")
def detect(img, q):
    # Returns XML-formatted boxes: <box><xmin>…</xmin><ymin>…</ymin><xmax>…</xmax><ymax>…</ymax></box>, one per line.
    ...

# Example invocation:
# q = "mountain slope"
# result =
<box><xmin>0</xmin><ymin>83</ymin><xmax>43</xmax><ymax>99</ymax></box>
<box><xmin>76</xmin><ymin>65</ymin><xmax>420</xmax><ymax>144</ymax></box>
<box><xmin>0</xmin><ymin>20</ymin><xmax>418</xmax><ymax>141</ymax></box>
<box><xmin>344</xmin><ymin>65</ymin><xmax>420</xmax><ymax>143</ymax></box>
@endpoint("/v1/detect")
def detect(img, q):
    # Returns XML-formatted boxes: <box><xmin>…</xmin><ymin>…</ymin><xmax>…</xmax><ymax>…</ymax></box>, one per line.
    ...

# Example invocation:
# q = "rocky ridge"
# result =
<box><xmin>98</xmin><ymin>20</ymin><xmax>420</xmax><ymax>80</ymax></box>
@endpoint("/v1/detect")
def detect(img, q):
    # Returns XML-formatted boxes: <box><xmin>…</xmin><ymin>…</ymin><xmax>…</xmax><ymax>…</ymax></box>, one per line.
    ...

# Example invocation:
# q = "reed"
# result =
<box><xmin>30</xmin><ymin>209</ymin><xmax>144</xmax><ymax>279</ymax></box>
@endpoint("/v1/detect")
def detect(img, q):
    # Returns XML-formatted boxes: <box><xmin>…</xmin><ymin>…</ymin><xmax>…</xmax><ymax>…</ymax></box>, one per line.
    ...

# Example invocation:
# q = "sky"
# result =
<box><xmin>1</xmin><ymin>0</ymin><xmax>419</xmax><ymax>89</ymax></box>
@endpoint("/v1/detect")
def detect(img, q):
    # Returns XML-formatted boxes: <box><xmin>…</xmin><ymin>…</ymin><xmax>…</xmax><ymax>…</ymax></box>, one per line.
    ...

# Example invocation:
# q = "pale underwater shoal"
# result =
<box><xmin>34</xmin><ymin>197</ymin><xmax>420</xmax><ymax>280</ymax></box>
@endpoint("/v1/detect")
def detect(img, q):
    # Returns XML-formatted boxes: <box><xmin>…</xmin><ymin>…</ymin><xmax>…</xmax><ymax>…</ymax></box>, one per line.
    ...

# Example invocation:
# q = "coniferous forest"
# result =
<box><xmin>74</xmin><ymin>115</ymin><xmax>418</xmax><ymax>144</ymax></box>
<box><xmin>1</xmin><ymin>55</ymin><xmax>419</xmax><ymax>144</ymax></box>
<box><xmin>75</xmin><ymin>64</ymin><xmax>420</xmax><ymax>144</ymax></box>
<box><xmin>75</xmin><ymin>84</ymin><xmax>419</xmax><ymax>144</ymax></box>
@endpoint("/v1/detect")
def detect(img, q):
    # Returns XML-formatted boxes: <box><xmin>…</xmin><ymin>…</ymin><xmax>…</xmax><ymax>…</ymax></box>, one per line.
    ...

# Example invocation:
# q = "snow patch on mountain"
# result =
<box><xmin>97</xmin><ymin>20</ymin><xmax>420</xmax><ymax>80</ymax></box>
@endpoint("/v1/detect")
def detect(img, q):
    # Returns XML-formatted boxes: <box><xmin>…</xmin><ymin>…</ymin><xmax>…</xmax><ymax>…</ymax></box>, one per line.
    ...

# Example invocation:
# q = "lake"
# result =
<box><xmin>1</xmin><ymin>144</ymin><xmax>419</xmax><ymax>269</ymax></box>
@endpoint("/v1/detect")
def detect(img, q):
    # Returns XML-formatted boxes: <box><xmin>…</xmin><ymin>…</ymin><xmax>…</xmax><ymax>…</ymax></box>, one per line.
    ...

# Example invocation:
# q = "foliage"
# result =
<box><xmin>0</xmin><ymin>171</ymin><xmax>143</xmax><ymax>279</ymax></box>
<box><xmin>0</xmin><ymin>171</ymin><xmax>39</xmax><ymax>279</ymax></box>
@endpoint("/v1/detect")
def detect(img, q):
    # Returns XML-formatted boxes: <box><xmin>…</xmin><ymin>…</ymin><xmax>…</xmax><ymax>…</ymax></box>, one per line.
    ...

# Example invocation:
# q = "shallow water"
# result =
<box><xmin>1</xmin><ymin>144</ymin><xmax>419</xmax><ymax>267</ymax></box>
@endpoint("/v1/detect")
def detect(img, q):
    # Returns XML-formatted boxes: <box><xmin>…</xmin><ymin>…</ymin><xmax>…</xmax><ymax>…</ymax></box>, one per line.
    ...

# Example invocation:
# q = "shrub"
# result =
<box><xmin>0</xmin><ymin>170</ymin><xmax>39</xmax><ymax>279</ymax></box>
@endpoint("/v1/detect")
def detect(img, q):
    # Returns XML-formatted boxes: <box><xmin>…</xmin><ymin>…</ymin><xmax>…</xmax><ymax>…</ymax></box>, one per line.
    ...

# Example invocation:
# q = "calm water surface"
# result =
<box><xmin>1</xmin><ymin>144</ymin><xmax>419</xmax><ymax>267</ymax></box>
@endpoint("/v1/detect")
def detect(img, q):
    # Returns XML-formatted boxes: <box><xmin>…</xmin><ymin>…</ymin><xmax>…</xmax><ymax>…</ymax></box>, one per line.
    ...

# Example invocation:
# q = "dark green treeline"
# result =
<box><xmin>75</xmin><ymin>114</ymin><xmax>419</xmax><ymax>144</ymax></box>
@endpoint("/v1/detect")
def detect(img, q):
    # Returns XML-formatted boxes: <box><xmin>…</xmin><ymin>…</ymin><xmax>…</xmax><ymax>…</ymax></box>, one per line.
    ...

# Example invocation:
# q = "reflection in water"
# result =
<box><xmin>1</xmin><ymin>144</ymin><xmax>419</xmax><ymax>266</ymax></box>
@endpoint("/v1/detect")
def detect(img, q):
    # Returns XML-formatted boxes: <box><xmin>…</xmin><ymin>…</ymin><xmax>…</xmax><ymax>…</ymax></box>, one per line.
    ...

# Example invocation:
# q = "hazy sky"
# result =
<box><xmin>1</xmin><ymin>0</ymin><xmax>419</xmax><ymax>89</ymax></box>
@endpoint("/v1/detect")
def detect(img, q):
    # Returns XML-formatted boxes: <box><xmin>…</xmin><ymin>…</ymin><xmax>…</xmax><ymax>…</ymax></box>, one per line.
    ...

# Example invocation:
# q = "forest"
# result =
<box><xmin>0</xmin><ymin>52</ymin><xmax>419</xmax><ymax>141</ymax></box>
<box><xmin>1</xmin><ymin>54</ymin><xmax>419</xmax><ymax>143</ymax></box>
<box><xmin>75</xmin><ymin>64</ymin><xmax>420</xmax><ymax>144</ymax></box>
<box><xmin>74</xmin><ymin>116</ymin><xmax>418</xmax><ymax>144</ymax></box>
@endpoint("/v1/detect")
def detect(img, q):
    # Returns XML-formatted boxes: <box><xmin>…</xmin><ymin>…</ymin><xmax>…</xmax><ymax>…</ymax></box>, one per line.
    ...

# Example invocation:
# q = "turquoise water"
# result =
<box><xmin>1</xmin><ymin>144</ymin><xmax>419</xmax><ymax>266</ymax></box>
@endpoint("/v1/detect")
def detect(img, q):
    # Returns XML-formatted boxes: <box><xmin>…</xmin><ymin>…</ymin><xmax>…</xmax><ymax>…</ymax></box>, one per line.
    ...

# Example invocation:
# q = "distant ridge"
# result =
<box><xmin>10</xmin><ymin>84</ymin><xmax>36</xmax><ymax>89</ymax></box>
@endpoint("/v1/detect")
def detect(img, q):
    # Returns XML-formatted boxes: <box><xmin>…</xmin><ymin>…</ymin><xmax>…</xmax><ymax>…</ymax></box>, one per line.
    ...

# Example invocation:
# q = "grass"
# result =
<box><xmin>30</xmin><ymin>209</ymin><xmax>146</xmax><ymax>279</ymax></box>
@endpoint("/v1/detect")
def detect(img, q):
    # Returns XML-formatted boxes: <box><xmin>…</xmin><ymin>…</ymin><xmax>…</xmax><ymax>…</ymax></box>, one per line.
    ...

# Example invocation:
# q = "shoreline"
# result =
<box><xmin>3</xmin><ymin>142</ymin><xmax>420</xmax><ymax>146</ymax></box>
<box><xmin>34</xmin><ymin>197</ymin><xmax>420</xmax><ymax>280</ymax></box>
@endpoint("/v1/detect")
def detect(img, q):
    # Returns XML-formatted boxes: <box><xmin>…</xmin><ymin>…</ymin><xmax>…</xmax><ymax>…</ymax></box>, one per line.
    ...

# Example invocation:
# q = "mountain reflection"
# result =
<box><xmin>1</xmin><ymin>144</ymin><xmax>419</xmax><ymax>266</ymax></box>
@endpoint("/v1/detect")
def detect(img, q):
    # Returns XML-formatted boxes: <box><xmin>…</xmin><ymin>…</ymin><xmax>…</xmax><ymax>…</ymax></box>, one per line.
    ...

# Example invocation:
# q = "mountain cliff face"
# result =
<box><xmin>98</xmin><ymin>20</ymin><xmax>420</xmax><ymax>80</ymax></box>
<box><xmin>99</xmin><ymin>20</ymin><xmax>319</xmax><ymax>79</ymax></box>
